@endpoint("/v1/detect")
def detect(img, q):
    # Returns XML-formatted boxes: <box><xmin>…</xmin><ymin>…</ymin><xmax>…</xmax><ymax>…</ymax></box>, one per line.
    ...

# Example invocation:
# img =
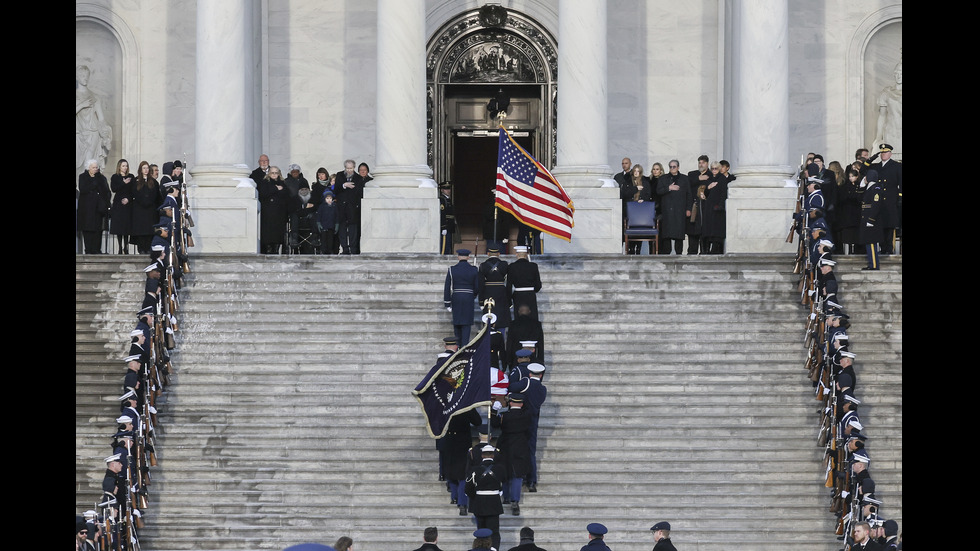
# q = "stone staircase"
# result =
<box><xmin>75</xmin><ymin>253</ymin><xmax>902</xmax><ymax>551</ymax></box>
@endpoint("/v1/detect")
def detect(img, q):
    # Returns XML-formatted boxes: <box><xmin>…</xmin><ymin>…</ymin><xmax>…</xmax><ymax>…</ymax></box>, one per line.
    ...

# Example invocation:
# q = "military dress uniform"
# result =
<box><xmin>439</xmin><ymin>183</ymin><xmax>456</xmax><ymax>255</ymax></box>
<box><xmin>869</xmin><ymin>145</ymin><xmax>902</xmax><ymax>254</ymax></box>
<box><xmin>507</xmin><ymin>252</ymin><xmax>542</xmax><ymax>321</ymax></box>
<box><xmin>491</xmin><ymin>394</ymin><xmax>533</xmax><ymax>513</ymax></box>
<box><xmin>444</xmin><ymin>251</ymin><xmax>479</xmax><ymax>345</ymax></box>
<box><xmin>478</xmin><ymin>246</ymin><xmax>511</xmax><ymax>331</ymax></box>
<box><xmin>466</xmin><ymin>451</ymin><xmax>505</xmax><ymax>550</ymax></box>
<box><xmin>858</xmin><ymin>172</ymin><xmax>884</xmax><ymax>270</ymax></box>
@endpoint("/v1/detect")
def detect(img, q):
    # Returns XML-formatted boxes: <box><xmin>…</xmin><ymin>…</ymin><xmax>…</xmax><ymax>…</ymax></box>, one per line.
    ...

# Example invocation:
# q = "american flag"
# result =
<box><xmin>496</xmin><ymin>127</ymin><xmax>574</xmax><ymax>241</ymax></box>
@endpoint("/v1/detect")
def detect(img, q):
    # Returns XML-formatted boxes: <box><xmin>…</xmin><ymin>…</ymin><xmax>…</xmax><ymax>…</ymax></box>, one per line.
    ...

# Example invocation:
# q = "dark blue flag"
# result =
<box><xmin>412</xmin><ymin>324</ymin><xmax>491</xmax><ymax>438</ymax></box>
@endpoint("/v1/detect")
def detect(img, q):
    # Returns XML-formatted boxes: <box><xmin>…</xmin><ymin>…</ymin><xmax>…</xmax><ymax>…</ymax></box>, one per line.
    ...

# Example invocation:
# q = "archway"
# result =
<box><xmin>427</xmin><ymin>6</ymin><xmax>557</xmax><ymax>251</ymax></box>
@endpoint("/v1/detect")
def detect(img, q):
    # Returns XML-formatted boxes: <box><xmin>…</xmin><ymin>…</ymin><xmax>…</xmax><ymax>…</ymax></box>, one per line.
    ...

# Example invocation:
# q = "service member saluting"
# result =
<box><xmin>444</xmin><ymin>249</ymin><xmax>479</xmax><ymax>345</ymax></box>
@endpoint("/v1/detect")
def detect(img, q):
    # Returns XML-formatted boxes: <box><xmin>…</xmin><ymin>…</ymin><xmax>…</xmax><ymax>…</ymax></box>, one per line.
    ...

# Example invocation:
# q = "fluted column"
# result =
<box><xmin>188</xmin><ymin>0</ymin><xmax>257</xmax><ymax>253</ymax></box>
<box><xmin>548</xmin><ymin>0</ymin><xmax>619</xmax><ymax>253</ymax></box>
<box><xmin>360</xmin><ymin>0</ymin><xmax>438</xmax><ymax>252</ymax></box>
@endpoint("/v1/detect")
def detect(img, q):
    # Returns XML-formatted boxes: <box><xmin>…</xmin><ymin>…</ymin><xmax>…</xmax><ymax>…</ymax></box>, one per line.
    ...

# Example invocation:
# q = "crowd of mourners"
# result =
<box><xmin>614</xmin><ymin>154</ymin><xmax>735</xmax><ymax>255</ymax></box>
<box><xmin>249</xmin><ymin>155</ymin><xmax>372</xmax><ymax>255</ymax></box>
<box><xmin>75</xmin><ymin>165</ymin><xmax>189</xmax><ymax>551</ymax></box>
<box><xmin>794</xmin><ymin>146</ymin><xmax>903</xmax><ymax>550</ymax></box>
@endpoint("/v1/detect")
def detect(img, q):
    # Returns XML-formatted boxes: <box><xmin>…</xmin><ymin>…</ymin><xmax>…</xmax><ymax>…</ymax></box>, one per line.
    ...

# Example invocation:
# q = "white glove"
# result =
<box><xmin>866</xmin><ymin>222</ymin><xmax>873</xmax><ymax>227</ymax></box>
<box><xmin>442</xmin><ymin>229</ymin><xmax>447</xmax><ymax>235</ymax></box>
<box><xmin>501</xmin><ymin>238</ymin><xmax>508</xmax><ymax>243</ymax></box>
<box><xmin>446</xmin><ymin>307</ymin><xmax>452</xmax><ymax>312</ymax></box>
<box><xmin>492</xmin><ymin>402</ymin><xmax>502</xmax><ymax>411</ymax></box>
<box><xmin>840</xmin><ymin>491</ymin><xmax>849</xmax><ymax>498</ymax></box>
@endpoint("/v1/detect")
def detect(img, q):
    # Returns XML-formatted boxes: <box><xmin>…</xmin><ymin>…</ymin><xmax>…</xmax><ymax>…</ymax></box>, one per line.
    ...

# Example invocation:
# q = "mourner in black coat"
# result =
<box><xmin>77</xmin><ymin>163</ymin><xmax>111</xmax><ymax>253</ymax></box>
<box><xmin>334</xmin><ymin>161</ymin><xmax>365</xmax><ymax>254</ymax></box>
<box><xmin>109</xmin><ymin>162</ymin><xmax>134</xmax><ymax>252</ymax></box>
<box><xmin>701</xmin><ymin>163</ymin><xmax>732</xmax><ymax>254</ymax></box>
<box><xmin>258</xmin><ymin>167</ymin><xmax>293</xmax><ymax>254</ymax></box>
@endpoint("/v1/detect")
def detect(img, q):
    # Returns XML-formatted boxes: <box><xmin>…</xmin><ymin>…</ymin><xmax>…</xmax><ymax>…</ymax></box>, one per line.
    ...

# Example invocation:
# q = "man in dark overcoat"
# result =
<box><xmin>656</xmin><ymin>160</ymin><xmax>692</xmax><ymax>254</ymax></box>
<box><xmin>444</xmin><ymin>249</ymin><xmax>479</xmax><ymax>345</ymax></box>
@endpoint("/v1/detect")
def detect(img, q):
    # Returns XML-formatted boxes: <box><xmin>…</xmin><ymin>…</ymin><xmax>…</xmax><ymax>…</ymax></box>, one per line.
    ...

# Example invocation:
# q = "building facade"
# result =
<box><xmin>76</xmin><ymin>0</ymin><xmax>902</xmax><ymax>253</ymax></box>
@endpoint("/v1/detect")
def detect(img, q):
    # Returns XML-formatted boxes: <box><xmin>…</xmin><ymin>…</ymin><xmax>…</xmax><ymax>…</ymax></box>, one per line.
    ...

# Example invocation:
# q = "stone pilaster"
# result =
<box><xmin>727</xmin><ymin>0</ymin><xmax>797</xmax><ymax>253</ymax></box>
<box><xmin>188</xmin><ymin>0</ymin><xmax>256</xmax><ymax>253</ymax></box>
<box><xmin>359</xmin><ymin>0</ymin><xmax>438</xmax><ymax>253</ymax></box>
<box><xmin>547</xmin><ymin>0</ymin><xmax>619</xmax><ymax>253</ymax></box>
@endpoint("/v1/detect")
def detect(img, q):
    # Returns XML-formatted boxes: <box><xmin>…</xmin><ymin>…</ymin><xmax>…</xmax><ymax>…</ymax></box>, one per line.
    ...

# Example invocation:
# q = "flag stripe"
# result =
<box><xmin>495</xmin><ymin>127</ymin><xmax>574</xmax><ymax>241</ymax></box>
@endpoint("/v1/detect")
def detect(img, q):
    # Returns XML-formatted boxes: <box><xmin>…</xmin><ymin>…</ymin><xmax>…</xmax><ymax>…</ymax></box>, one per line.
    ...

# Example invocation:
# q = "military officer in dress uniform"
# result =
<box><xmin>469</xmin><ymin>528</ymin><xmax>495</xmax><ymax>551</ymax></box>
<box><xmin>650</xmin><ymin>521</ymin><xmax>678</xmax><ymax>551</ymax></box>
<box><xmin>466</xmin><ymin>445</ymin><xmax>506</xmax><ymax>550</ymax></box>
<box><xmin>439</xmin><ymin>181</ymin><xmax>456</xmax><ymax>255</ymax></box>
<box><xmin>508</xmin><ymin>246</ymin><xmax>542</xmax><ymax>321</ymax></box>
<box><xmin>867</xmin><ymin>144</ymin><xmax>901</xmax><ymax>255</ymax></box>
<box><xmin>522</xmin><ymin>363</ymin><xmax>547</xmax><ymax>492</ymax></box>
<box><xmin>478</xmin><ymin>242</ymin><xmax>511</xmax><ymax>336</ymax></box>
<box><xmin>445</xmin><ymin>408</ymin><xmax>484</xmax><ymax>516</ymax></box>
<box><xmin>508</xmin><ymin>305</ymin><xmax>544</xmax><ymax>367</ymax></box>
<box><xmin>444</xmin><ymin>249</ymin><xmax>479</xmax><ymax>345</ymax></box>
<box><xmin>492</xmin><ymin>392</ymin><xmax>533</xmax><ymax>516</ymax></box>
<box><xmin>858</xmin><ymin>170</ymin><xmax>884</xmax><ymax>270</ymax></box>
<box><xmin>582</xmin><ymin>523</ymin><xmax>612</xmax><ymax>551</ymax></box>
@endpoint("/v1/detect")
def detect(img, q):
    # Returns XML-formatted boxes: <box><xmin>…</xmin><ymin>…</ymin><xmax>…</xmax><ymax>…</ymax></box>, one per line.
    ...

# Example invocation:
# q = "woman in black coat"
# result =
<box><xmin>701</xmin><ymin>162</ymin><xmax>730</xmax><ymax>254</ymax></box>
<box><xmin>837</xmin><ymin>166</ymin><xmax>864</xmax><ymax>254</ymax></box>
<box><xmin>109</xmin><ymin>159</ymin><xmax>134</xmax><ymax>254</ymax></box>
<box><xmin>131</xmin><ymin>161</ymin><xmax>160</xmax><ymax>254</ymax></box>
<box><xmin>77</xmin><ymin>159</ymin><xmax>110</xmax><ymax>254</ymax></box>
<box><xmin>259</xmin><ymin>166</ymin><xmax>292</xmax><ymax>253</ymax></box>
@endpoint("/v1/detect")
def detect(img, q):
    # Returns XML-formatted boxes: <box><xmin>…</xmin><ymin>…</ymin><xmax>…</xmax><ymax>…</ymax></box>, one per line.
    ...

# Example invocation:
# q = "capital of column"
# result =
<box><xmin>369</xmin><ymin>165</ymin><xmax>435</xmax><ymax>189</ymax></box>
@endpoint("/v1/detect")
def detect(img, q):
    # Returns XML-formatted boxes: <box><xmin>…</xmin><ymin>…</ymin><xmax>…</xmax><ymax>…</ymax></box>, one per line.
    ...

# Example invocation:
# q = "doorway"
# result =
<box><xmin>451</xmin><ymin>132</ymin><xmax>532</xmax><ymax>253</ymax></box>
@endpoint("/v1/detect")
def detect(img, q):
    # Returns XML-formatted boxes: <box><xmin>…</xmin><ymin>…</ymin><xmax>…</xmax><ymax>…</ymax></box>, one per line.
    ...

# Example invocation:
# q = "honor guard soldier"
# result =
<box><xmin>858</xmin><ymin>170</ymin><xmax>884</xmax><ymax>270</ymax></box>
<box><xmin>478</xmin><ymin>242</ymin><xmax>511</xmax><ymax>335</ymax></box>
<box><xmin>582</xmin><ymin>523</ymin><xmax>612</xmax><ymax>551</ymax></box>
<box><xmin>508</xmin><ymin>246</ymin><xmax>542</xmax><ymax>321</ymax></box>
<box><xmin>469</xmin><ymin>528</ymin><xmax>495</xmax><ymax>551</ymax></box>
<box><xmin>522</xmin><ymin>362</ymin><xmax>547</xmax><ymax>492</ymax></box>
<box><xmin>867</xmin><ymin>143</ymin><xmax>901</xmax><ymax>255</ymax></box>
<box><xmin>439</xmin><ymin>181</ymin><xmax>456</xmax><ymax>255</ymax></box>
<box><xmin>445</xmin><ymin>408</ymin><xmax>484</xmax><ymax>516</ymax></box>
<box><xmin>466</xmin><ymin>445</ymin><xmax>505</xmax><ymax>550</ymax></box>
<box><xmin>650</xmin><ymin>521</ymin><xmax>678</xmax><ymax>551</ymax></box>
<box><xmin>444</xmin><ymin>249</ymin><xmax>479</xmax><ymax>345</ymax></box>
<box><xmin>508</xmin><ymin>304</ymin><xmax>544</xmax><ymax>367</ymax></box>
<box><xmin>492</xmin><ymin>392</ymin><xmax>533</xmax><ymax>516</ymax></box>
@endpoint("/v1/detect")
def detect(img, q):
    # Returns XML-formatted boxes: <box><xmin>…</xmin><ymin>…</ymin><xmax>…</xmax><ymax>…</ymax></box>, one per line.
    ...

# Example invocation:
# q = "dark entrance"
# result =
<box><xmin>451</xmin><ymin>132</ymin><xmax>532</xmax><ymax>253</ymax></box>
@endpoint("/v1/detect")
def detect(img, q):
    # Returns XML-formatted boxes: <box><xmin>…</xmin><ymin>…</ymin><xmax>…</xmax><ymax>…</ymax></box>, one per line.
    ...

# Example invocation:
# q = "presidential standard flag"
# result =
<box><xmin>495</xmin><ymin>126</ymin><xmax>575</xmax><ymax>241</ymax></box>
<box><xmin>412</xmin><ymin>324</ymin><xmax>492</xmax><ymax>438</ymax></box>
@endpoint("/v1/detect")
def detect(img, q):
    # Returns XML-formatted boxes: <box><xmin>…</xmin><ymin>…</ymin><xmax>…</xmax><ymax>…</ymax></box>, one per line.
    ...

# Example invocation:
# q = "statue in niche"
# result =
<box><xmin>873</xmin><ymin>59</ymin><xmax>902</xmax><ymax>159</ymax></box>
<box><xmin>76</xmin><ymin>65</ymin><xmax>112</xmax><ymax>176</ymax></box>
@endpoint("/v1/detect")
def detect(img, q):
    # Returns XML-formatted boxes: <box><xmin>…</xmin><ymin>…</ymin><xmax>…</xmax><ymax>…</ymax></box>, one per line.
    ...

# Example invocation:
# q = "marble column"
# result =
<box><xmin>548</xmin><ymin>0</ymin><xmax>619</xmax><ymax>253</ymax></box>
<box><xmin>188</xmin><ymin>0</ymin><xmax>257</xmax><ymax>253</ymax></box>
<box><xmin>727</xmin><ymin>0</ymin><xmax>797</xmax><ymax>253</ymax></box>
<box><xmin>359</xmin><ymin>0</ymin><xmax>438</xmax><ymax>253</ymax></box>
